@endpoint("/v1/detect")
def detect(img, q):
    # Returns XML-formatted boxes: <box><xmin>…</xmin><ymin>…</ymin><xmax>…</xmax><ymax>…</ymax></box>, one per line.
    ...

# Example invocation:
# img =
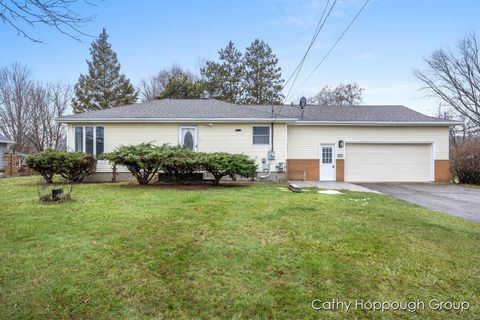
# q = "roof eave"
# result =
<box><xmin>293</xmin><ymin>120</ymin><xmax>461</xmax><ymax>126</ymax></box>
<box><xmin>55</xmin><ymin>117</ymin><xmax>298</xmax><ymax>124</ymax></box>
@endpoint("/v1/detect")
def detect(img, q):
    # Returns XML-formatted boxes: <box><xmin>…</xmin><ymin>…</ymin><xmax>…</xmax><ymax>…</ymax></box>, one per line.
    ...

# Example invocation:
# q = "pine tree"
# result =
<box><xmin>201</xmin><ymin>41</ymin><xmax>244</xmax><ymax>103</ymax></box>
<box><xmin>158</xmin><ymin>74</ymin><xmax>204</xmax><ymax>99</ymax></box>
<box><xmin>243</xmin><ymin>39</ymin><xmax>284</xmax><ymax>104</ymax></box>
<box><xmin>72</xmin><ymin>28</ymin><xmax>137</xmax><ymax>113</ymax></box>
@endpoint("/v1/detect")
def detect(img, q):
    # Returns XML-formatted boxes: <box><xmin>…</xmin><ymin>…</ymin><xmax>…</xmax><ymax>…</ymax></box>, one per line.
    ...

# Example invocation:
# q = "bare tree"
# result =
<box><xmin>309</xmin><ymin>83</ymin><xmax>364</xmax><ymax>105</ymax></box>
<box><xmin>27</xmin><ymin>82</ymin><xmax>50</xmax><ymax>151</ymax></box>
<box><xmin>414</xmin><ymin>32</ymin><xmax>480</xmax><ymax>129</ymax></box>
<box><xmin>436</xmin><ymin>104</ymin><xmax>480</xmax><ymax>146</ymax></box>
<box><xmin>26</xmin><ymin>81</ymin><xmax>70</xmax><ymax>151</ymax></box>
<box><xmin>139</xmin><ymin>64</ymin><xmax>194</xmax><ymax>102</ymax></box>
<box><xmin>48</xmin><ymin>82</ymin><xmax>70</xmax><ymax>149</ymax></box>
<box><xmin>0</xmin><ymin>63</ymin><xmax>69</xmax><ymax>151</ymax></box>
<box><xmin>0</xmin><ymin>62</ymin><xmax>32</xmax><ymax>148</ymax></box>
<box><xmin>0</xmin><ymin>0</ymin><xmax>96</xmax><ymax>42</ymax></box>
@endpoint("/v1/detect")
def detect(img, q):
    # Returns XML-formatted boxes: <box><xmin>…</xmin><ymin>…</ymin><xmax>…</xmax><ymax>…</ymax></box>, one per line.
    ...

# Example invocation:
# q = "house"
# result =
<box><xmin>56</xmin><ymin>99</ymin><xmax>458</xmax><ymax>182</ymax></box>
<box><xmin>0</xmin><ymin>133</ymin><xmax>14</xmax><ymax>171</ymax></box>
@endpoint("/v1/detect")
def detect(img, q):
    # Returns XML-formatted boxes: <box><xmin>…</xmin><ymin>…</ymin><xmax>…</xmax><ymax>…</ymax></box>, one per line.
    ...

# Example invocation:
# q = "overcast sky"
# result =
<box><xmin>1</xmin><ymin>0</ymin><xmax>479</xmax><ymax>115</ymax></box>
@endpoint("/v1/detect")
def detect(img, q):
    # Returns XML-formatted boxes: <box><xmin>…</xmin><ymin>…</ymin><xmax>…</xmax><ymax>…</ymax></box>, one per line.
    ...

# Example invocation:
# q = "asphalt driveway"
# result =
<box><xmin>358</xmin><ymin>183</ymin><xmax>480</xmax><ymax>222</ymax></box>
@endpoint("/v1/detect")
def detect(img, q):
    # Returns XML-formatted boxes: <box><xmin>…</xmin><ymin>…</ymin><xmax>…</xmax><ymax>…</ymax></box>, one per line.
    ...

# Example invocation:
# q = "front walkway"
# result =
<box><xmin>288</xmin><ymin>181</ymin><xmax>382</xmax><ymax>194</ymax></box>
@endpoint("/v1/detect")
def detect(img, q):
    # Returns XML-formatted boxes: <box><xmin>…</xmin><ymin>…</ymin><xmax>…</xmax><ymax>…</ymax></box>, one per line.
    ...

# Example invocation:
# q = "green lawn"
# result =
<box><xmin>0</xmin><ymin>177</ymin><xmax>479</xmax><ymax>319</ymax></box>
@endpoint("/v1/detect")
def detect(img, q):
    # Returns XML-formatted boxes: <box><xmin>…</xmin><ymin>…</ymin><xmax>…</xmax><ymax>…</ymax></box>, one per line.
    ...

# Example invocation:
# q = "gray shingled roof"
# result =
<box><xmin>57</xmin><ymin>98</ymin><xmax>455</xmax><ymax>124</ymax></box>
<box><xmin>0</xmin><ymin>133</ymin><xmax>14</xmax><ymax>143</ymax></box>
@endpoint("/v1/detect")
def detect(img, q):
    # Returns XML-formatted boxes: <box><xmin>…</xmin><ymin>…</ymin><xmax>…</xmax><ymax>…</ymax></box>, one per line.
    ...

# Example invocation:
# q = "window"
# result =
<box><xmin>96</xmin><ymin>127</ymin><xmax>104</xmax><ymax>155</ymax></box>
<box><xmin>75</xmin><ymin>127</ymin><xmax>83</xmax><ymax>152</ymax></box>
<box><xmin>322</xmin><ymin>146</ymin><xmax>333</xmax><ymax>164</ymax></box>
<box><xmin>85</xmin><ymin>126</ymin><xmax>94</xmax><ymax>154</ymax></box>
<box><xmin>74</xmin><ymin>126</ymin><xmax>104</xmax><ymax>155</ymax></box>
<box><xmin>253</xmin><ymin>126</ymin><xmax>270</xmax><ymax>145</ymax></box>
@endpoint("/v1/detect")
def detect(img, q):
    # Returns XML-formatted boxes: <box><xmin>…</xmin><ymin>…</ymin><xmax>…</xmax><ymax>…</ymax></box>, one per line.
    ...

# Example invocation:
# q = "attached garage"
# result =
<box><xmin>345</xmin><ymin>143</ymin><xmax>433</xmax><ymax>182</ymax></box>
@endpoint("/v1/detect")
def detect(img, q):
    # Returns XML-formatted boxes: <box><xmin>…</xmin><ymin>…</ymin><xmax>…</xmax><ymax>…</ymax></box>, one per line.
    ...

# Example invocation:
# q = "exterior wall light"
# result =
<box><xmin>338</xmin><ymin>140</ymin><xmax>344</xmax><ymax>148</ymax></box>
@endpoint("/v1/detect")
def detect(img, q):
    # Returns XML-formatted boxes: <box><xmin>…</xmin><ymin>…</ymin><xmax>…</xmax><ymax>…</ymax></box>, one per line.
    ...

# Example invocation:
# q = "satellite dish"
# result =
<box><xmin>299</xmin><ymin>97</ymin><xmax>307</xmax><ymax>108</ymax></box>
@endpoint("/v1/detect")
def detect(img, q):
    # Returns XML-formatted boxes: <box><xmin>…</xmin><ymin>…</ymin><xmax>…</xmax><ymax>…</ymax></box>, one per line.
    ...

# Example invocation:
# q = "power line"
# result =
<box><xmin>282</xmin><ymin>0</ymin><xmax>337</xmax><ymax>103</ymax></box>
<box><xmin>297</xmin><ymin>0</ymin><xmax>371</xmax><ymax>90</ymax></box>
<box><xmin>282</xmin><ymin>0</ymin><xmax>334</xmax><ymax>88</ymax></box>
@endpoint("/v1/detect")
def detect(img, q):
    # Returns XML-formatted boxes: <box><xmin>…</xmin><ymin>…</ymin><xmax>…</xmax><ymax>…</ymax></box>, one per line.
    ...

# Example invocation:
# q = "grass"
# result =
<box><xmin>0</xmin><ymin>177</ymin><xmax>479</xmax><ymax>319</ymax></box>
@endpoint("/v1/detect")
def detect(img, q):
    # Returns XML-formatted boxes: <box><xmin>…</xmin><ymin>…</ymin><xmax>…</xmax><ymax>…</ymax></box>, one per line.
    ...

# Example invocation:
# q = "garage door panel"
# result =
<box><xmin>345</xmin><ymin>144</ymin><xmax>432</xmax><ymax>182</ymax></box>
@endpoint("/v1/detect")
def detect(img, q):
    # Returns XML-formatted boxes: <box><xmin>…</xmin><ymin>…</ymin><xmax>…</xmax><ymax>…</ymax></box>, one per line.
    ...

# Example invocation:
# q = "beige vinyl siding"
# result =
<box><xmin>345</xmin><ymin>143</ymin><xmax>432</xmax><ymax>182</ymax></box>
<box><xmin>287</xmin><ymin>125</ymin><xmax>450</xmax><ymax>160</ymax></box>
<box><xmin>197</xmin><ymin>123</ymin><xmax>286</xmax><ymax>170</ymax></box>
<box><xmin>67</xmin><ymin>123</ymin><xmax>287</xmax><ymax>173</ymax></box>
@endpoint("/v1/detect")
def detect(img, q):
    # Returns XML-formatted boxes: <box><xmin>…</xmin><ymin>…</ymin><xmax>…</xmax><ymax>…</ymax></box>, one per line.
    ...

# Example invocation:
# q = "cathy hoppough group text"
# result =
<box><xmin>311</xmin><ymin>299</ymin><xmax>470</xmax><ymax>313</ymax></box>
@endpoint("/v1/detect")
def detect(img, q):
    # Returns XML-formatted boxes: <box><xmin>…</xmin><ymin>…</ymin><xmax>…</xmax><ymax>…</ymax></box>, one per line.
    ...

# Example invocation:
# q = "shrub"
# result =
<box><xmin>59</xmin><ymin>152</ymin><xmax>97</xmax><ymax>183</ymax></box>
<box><xmin>26</xmin><ymin>150</ymin><xmax>96</xmax><ymax>202</ymax></box>
<box><xmin>451</xmin><ymin>139</ymin><xmax>480</xmax><ymax>184</ymax></box>
<box><xmin>99</xmin><ymin>143</ymin><xmax>164</xmax><ymax>185</ymax></box>
<box><xmin>200</xmin><ymin>152</ymin><xmax>257</xmax><ymax>185</ymax></box>
<box><xmin>26</xmin><ymin>150</ymin><xmax>97</xmax><ymax>184</ymax></box>
<box><xmin>26</xmin><ymin>149</ymin><xmax>64</xmax><ymax>183</ymax></box>
<box><xmin>160</xmin><ymin>146</ymin><xmax>202</xmax><ymax>184</ymax></box>
<box><xmin>100</xmin><ymin>143</ymin><xmax>257</xmax><ymax>186</ymax></box>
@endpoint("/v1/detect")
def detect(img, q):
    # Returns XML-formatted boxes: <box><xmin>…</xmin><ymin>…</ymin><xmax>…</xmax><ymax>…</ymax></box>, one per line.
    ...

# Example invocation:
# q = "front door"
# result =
<box><xmin>180</xmin><ymin>126</ymin><xmax>197</xmax><ymax>151</ymax></box>
<box><xmin>320</xmin><ymin>144</ymin><xmax>335</xmax><ymax>181</ymax></box>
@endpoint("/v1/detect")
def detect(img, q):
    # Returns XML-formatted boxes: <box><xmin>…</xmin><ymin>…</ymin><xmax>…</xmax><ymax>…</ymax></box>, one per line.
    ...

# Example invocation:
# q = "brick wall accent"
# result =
<box><xmin>3</xmin><ymin>153</ymin><xmax>35</xmax><ymax>177</ymax></box>
<box><xmin>336</xmin><ymin>159</ymin><xmax>344</xmax><ymax>182</ymax></box>
<box><xmin>4</xmin><ymin>153</ymin><xmax>16</xmax><ymax>176</ymax></box>
<box><xmin>286</xmin><ymin>159</ymin><xmax>319</xmax><ymax>181</ymax></box>
<box><xmin>435</xmin><ymin>160</ymin><xmax>451</xmax><ymax>182</ymax></box>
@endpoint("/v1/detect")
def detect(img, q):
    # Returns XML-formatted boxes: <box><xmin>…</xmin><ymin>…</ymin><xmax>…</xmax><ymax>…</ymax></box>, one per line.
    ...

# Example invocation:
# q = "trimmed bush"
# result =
<box><xmin>200</xmin><ymin>152</ymin><xmax>257</xmax><ymax>185</ymax></box>
<box><xmin>100</xmin><ymin>143</ymin><xmax>258</xmax><ymax>186</ymax></box>
<box><xmin>160</xmin><ymin>146</ymin><xmax>203</xmax><ymax>184</ymax></box>
<box><xmin>59</xmin><ymin>153</ymin><xmax>97</xmax><ymax>183</ymax></box>
<box><xmin>451</xmin><ymin>139</ymin><xmax>480</xmax><ymax>184</ymax></box>
<box><xmin>26</xmin><ymin>149</ymin><xmax>64</xmax><ymax>183</ymax></box>
<box><xmin>99</xmin><ymin>143</ymin><xmax>164</xmax><ymax>185</ymax></box>
<box><xmin>26</xmin><ymin>150</ymin><xmax>96</xmax><ymax>184</ymax></box>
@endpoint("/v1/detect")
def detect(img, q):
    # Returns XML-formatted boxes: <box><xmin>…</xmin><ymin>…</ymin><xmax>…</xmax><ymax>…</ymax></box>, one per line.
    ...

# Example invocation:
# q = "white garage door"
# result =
<box><xmin>345</xmin><ymin>143</ymin><xmax>432</xmax><ymax>182</ymax></box>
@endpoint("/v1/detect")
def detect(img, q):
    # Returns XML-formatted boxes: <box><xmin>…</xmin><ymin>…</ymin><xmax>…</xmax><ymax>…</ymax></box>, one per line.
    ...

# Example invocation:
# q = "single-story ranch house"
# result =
<box><xmin>57</xmin><ymin>98</ymin><xmax>458</xmax><ymax>183</ymax></box>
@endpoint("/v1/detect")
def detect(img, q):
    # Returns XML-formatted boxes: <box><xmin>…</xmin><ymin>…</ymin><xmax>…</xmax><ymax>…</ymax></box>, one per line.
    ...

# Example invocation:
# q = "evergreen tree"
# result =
<box><xmin>243</xmin><ymin>39</ymin><xmax>284</xmax><ymax>104</ymax></box>
<box><xmin>201</xmin><ymin>41</ymin><xmax>244</xmax><ymax>103</ymax></box>
<box><xmin>158</xmin><ymin>74</ymin><xmax>204</xmax><ymax>99</ymax></box>
<box><xmin>72</xmin><ymin>28</ymin><xmax>137</xmax><ymax>113</ymax></box>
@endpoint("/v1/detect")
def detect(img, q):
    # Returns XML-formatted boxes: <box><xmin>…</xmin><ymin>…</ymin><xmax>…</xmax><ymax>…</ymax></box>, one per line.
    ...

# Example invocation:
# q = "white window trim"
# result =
<box><xmin>73</xmin><ymin>125</ymin><xmax>105</xmax><ymax>156</ymax></box>
<box><xmin>252</xmin><ymin>125</ymin><xmax>271</xmax><ymax>146</ymax></box>
<box><xmin>178</xmin><ymin>126</ymin><xmax>198</xmax><ymax>151</ymax></box>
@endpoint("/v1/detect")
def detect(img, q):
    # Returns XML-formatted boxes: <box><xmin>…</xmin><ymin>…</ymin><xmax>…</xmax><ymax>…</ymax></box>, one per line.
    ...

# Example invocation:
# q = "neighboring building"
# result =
<box><xmin>56</xmin><ymin>99</ymin><xmax>458</xmax><ymax>182</ymax></box>
<box><xmin>0</xmin><ymin>133</ymin><xmax>14</xmax><ymax>171</ymax></box>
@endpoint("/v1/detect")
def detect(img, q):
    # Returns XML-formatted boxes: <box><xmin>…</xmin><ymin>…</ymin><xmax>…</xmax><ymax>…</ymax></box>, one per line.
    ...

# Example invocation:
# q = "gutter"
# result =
<box><xmin>293</xmin><ymin>120</ymin><xmax>462</xmax><ymax>126</ymax></box>
<box><xmin>55</xmin><ymin>117</ymin><xmax>298</xmax><ymax>124</ymax></box>
<box><xmin>55</xmin><ymin>118</ymin><xmax>461</xmax><ymax>126</ymax></box>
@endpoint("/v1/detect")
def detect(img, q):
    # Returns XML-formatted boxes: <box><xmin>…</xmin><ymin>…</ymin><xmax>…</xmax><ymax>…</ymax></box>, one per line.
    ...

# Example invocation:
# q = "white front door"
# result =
<box><xmin>179</xmin><ymin>126</ymin><xmax>197</xmax><ymax>151</ymax></box>
<box><xmin>320</xmin><ymin>144</ymin><xmax>336</xmax><ymax>181</ymax></box>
